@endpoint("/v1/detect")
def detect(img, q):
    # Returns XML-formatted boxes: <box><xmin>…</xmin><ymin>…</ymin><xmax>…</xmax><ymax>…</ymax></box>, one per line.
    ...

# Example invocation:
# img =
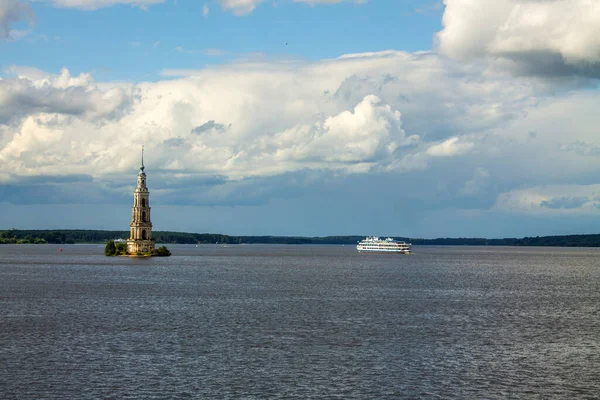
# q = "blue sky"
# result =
<box><xmin>3</xmin><ymin>0</ymin><xmax>443</xmax><ymax>81</ymax></box>
<box><xmin>1</xmin><ymin>0</ymin><xmax>600</xmax><ymax>238</ymax></box>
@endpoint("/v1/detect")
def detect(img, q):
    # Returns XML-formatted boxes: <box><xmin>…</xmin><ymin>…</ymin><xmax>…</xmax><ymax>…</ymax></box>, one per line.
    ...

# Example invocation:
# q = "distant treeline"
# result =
<box><xmin>2</xmin><ymin>229</ymin><xmax>600</xmax><ymax>247</ymax></box>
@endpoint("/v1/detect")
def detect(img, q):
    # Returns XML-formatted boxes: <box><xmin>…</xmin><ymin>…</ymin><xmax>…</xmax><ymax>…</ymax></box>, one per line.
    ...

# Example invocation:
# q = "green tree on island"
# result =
<box><xmin>151</xmin><ymin>245</ymin><xmax>171</xmax><ymax>256</ymax></box>
<box><xmin>116</xmin><ymin>242</ymin><xmax>128</xmax><ymax>254</ymax></box>
<box><xmin>104</xmin><ymin>240</ymin><xmax>117</xmax><ymax>256</ymax></box>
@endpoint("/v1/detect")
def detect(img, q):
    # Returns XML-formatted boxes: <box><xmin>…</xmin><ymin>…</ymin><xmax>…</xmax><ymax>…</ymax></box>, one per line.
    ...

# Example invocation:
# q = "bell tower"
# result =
<box><xmin>127</xmin><ymin>146</ymin><xmax>155</xmax><ymax>254</ymax></box>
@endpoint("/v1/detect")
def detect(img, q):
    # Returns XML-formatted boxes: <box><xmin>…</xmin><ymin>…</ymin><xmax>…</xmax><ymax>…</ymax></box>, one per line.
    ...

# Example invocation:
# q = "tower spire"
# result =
<box><xmin>140</xmin><ymin>145</ymin><xmax>145</xmax><ymax>172</ymax></box>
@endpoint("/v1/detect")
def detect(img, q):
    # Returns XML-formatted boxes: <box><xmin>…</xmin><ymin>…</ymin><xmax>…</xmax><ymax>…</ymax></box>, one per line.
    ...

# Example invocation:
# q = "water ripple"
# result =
<box><xmin>1</xmin><ymin>245</ymin><xmax>599</xmax><ymax>399</ymax></box>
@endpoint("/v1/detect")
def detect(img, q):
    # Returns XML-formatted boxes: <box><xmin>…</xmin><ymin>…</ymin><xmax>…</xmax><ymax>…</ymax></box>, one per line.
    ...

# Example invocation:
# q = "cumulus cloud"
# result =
<box><xmin>1</xmin><ymin>51</ymin><xmax>534</xmax><ymax>187</ymax></box>
<box><xmin>0</xmin><ymin>67</ymin><xmax>137</xmax><ymax>124</ymax></box>
<box><xmin>0</xmin><ymin>0</ymin><xmax>34</xmax><ymax>40</ymax></box>
<box><xmin>244</xmin><ymin>94</ymin><xmax>418</xmax><ymax>174</ymax></box>
<box><xmin>329</xmin><ymin>52</ymin><xmax>538</xmax><ymax>141</ymax></box>
<box><xmin>437</xmin><ymin>0</ymin><xmax>600</xmax><ymax>78</ymax></box>
<box><xmin>3</xmin><ymin>49</ymin><xmax>600</xmax><ymax>211</ymax></box>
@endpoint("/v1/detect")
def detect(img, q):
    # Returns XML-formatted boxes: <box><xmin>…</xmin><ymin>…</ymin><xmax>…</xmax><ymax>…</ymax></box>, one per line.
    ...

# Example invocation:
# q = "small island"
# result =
<box><xmin>104</xmin><ymin>240</ymin><xmax>171</xmax><ymax>257</ymax></box>
<box><xmin>106</xmin><ymin>147</ymin><xmax>171</xmax><ymax>257</ymax></box>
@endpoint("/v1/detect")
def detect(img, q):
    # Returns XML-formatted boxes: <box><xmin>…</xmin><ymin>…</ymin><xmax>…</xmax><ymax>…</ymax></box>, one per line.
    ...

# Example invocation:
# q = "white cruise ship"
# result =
<box><xmin>356</xmin><ymin>236</ymin><xmax>412</xmax><ymax>254</ymax></box>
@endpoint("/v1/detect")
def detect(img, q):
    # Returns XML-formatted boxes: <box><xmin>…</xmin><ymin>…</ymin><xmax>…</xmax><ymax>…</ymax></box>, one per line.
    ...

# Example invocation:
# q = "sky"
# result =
<box><xmin>1</xmin><ymin>0</ymin><xmax>600</xmax><ymax>238</ymax></box>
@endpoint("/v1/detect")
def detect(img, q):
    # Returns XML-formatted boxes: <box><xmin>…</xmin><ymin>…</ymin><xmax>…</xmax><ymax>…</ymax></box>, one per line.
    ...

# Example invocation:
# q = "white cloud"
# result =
<box><xmin>0</xmin><ymin>67</ymin><xmax>136</xmax><ymax>124</ymax></box>
<box><xmin>5</xmin><ymin>65</ymin><xmax>49</xmax><ymax>80</ymax></box>
<box><xmin>2</xmin><ymin>50</ymin><xmax>600</xmax><ymax>212</ymax></box>
<box><xmin>202</xmin><ymin>3</ymin><xmax>209</xmax><ymax>16</ymax></box>
<box><xmin>437</xmin><ymin>0</ymin><xmax>600</xmax><ymax>77</ymax></box>
<box><xmin>426</xmin><ymin>137</ymin><xmax>474</xmax><ymax>157</ymax></box>
<box><xmin>483</xmin><ymin>90</ymin><xmax>600</xmax><ymax>185</ymax></box>
<box><xmin>493</xmin><ymin>184</ymin><xmax>600</xmax><ymax>216</ymax></box>
<box><xmin>0</xmin><ymin>0</ymin><xmax>34</xmax><ymax>40</ymax></box>
<box><xmin>0</xmin><ymin>52</ymin><xmax>480</xmax><ymax>184</ymax></box>
<box><xmin>246</xmin><ymin>94</ymin><xmax>419</xmax><ymax>175</ymax></box>
<box><xmin>216</xmin><ymin>0</ymin><xmax>264</xmax><ymax>15</ymax></box>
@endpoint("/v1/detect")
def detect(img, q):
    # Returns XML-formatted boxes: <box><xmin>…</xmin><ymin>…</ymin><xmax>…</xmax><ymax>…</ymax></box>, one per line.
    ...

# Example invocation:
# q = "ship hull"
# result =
<box><xmin>357</xmin><ymin>249</ymin><xmax>411</xmax><ymax>254</ymax></box>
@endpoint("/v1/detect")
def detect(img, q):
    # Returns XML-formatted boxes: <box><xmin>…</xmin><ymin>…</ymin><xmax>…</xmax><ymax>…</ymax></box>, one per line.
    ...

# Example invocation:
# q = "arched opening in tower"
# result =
<box><xmin>142</xmin><ymin>230</ymin><xmax>147</xmax><ymax>240</ymax></box>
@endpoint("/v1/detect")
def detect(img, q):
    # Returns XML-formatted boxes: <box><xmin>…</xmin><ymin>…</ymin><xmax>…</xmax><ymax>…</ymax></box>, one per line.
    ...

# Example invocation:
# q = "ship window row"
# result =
<box><xmin>359</xmin><ymin>245</ymin><xmax>409</xmax><ymax>248</ymax></box>
<box><xmin>360</xmin><ymin>244</ymin><xmax>407</xmax><ymax>247</ymax></box>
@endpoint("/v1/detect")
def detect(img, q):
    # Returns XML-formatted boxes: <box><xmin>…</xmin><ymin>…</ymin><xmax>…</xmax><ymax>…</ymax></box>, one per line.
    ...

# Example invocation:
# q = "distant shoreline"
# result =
<box><xmin>2</xmin><ymin>229</ymin><xmax>600</xmax><ymax>247</ymax></box>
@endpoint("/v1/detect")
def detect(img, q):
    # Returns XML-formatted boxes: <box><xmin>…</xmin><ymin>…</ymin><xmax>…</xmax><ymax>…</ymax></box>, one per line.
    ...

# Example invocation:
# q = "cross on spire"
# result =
<box><xmin>140</xmin><ymin>145</ymin><xmax>145</xmax><ymax>172</ymax></box>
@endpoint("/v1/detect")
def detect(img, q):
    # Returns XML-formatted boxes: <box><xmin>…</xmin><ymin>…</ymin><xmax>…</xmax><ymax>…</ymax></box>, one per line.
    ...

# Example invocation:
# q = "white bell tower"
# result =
<box><xmin>127</xmin><ymin>146</ymin><xmax>155</xmax><ymax>253</ymax></box>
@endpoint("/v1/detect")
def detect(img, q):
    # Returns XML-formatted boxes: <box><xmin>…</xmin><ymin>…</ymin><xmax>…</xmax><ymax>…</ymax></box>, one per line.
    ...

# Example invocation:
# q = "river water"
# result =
<box><xmin>1</xmin><ymin>244</ymin><xmax>599</xmax><ymax>399</ymax></box>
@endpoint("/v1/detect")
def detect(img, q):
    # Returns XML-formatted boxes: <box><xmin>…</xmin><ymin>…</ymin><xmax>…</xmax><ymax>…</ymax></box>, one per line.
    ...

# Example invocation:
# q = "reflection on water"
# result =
<box><xmin>1</xmin><ymin>244</ymin><xmax>599</xmax><ymax>399</ymax></box>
